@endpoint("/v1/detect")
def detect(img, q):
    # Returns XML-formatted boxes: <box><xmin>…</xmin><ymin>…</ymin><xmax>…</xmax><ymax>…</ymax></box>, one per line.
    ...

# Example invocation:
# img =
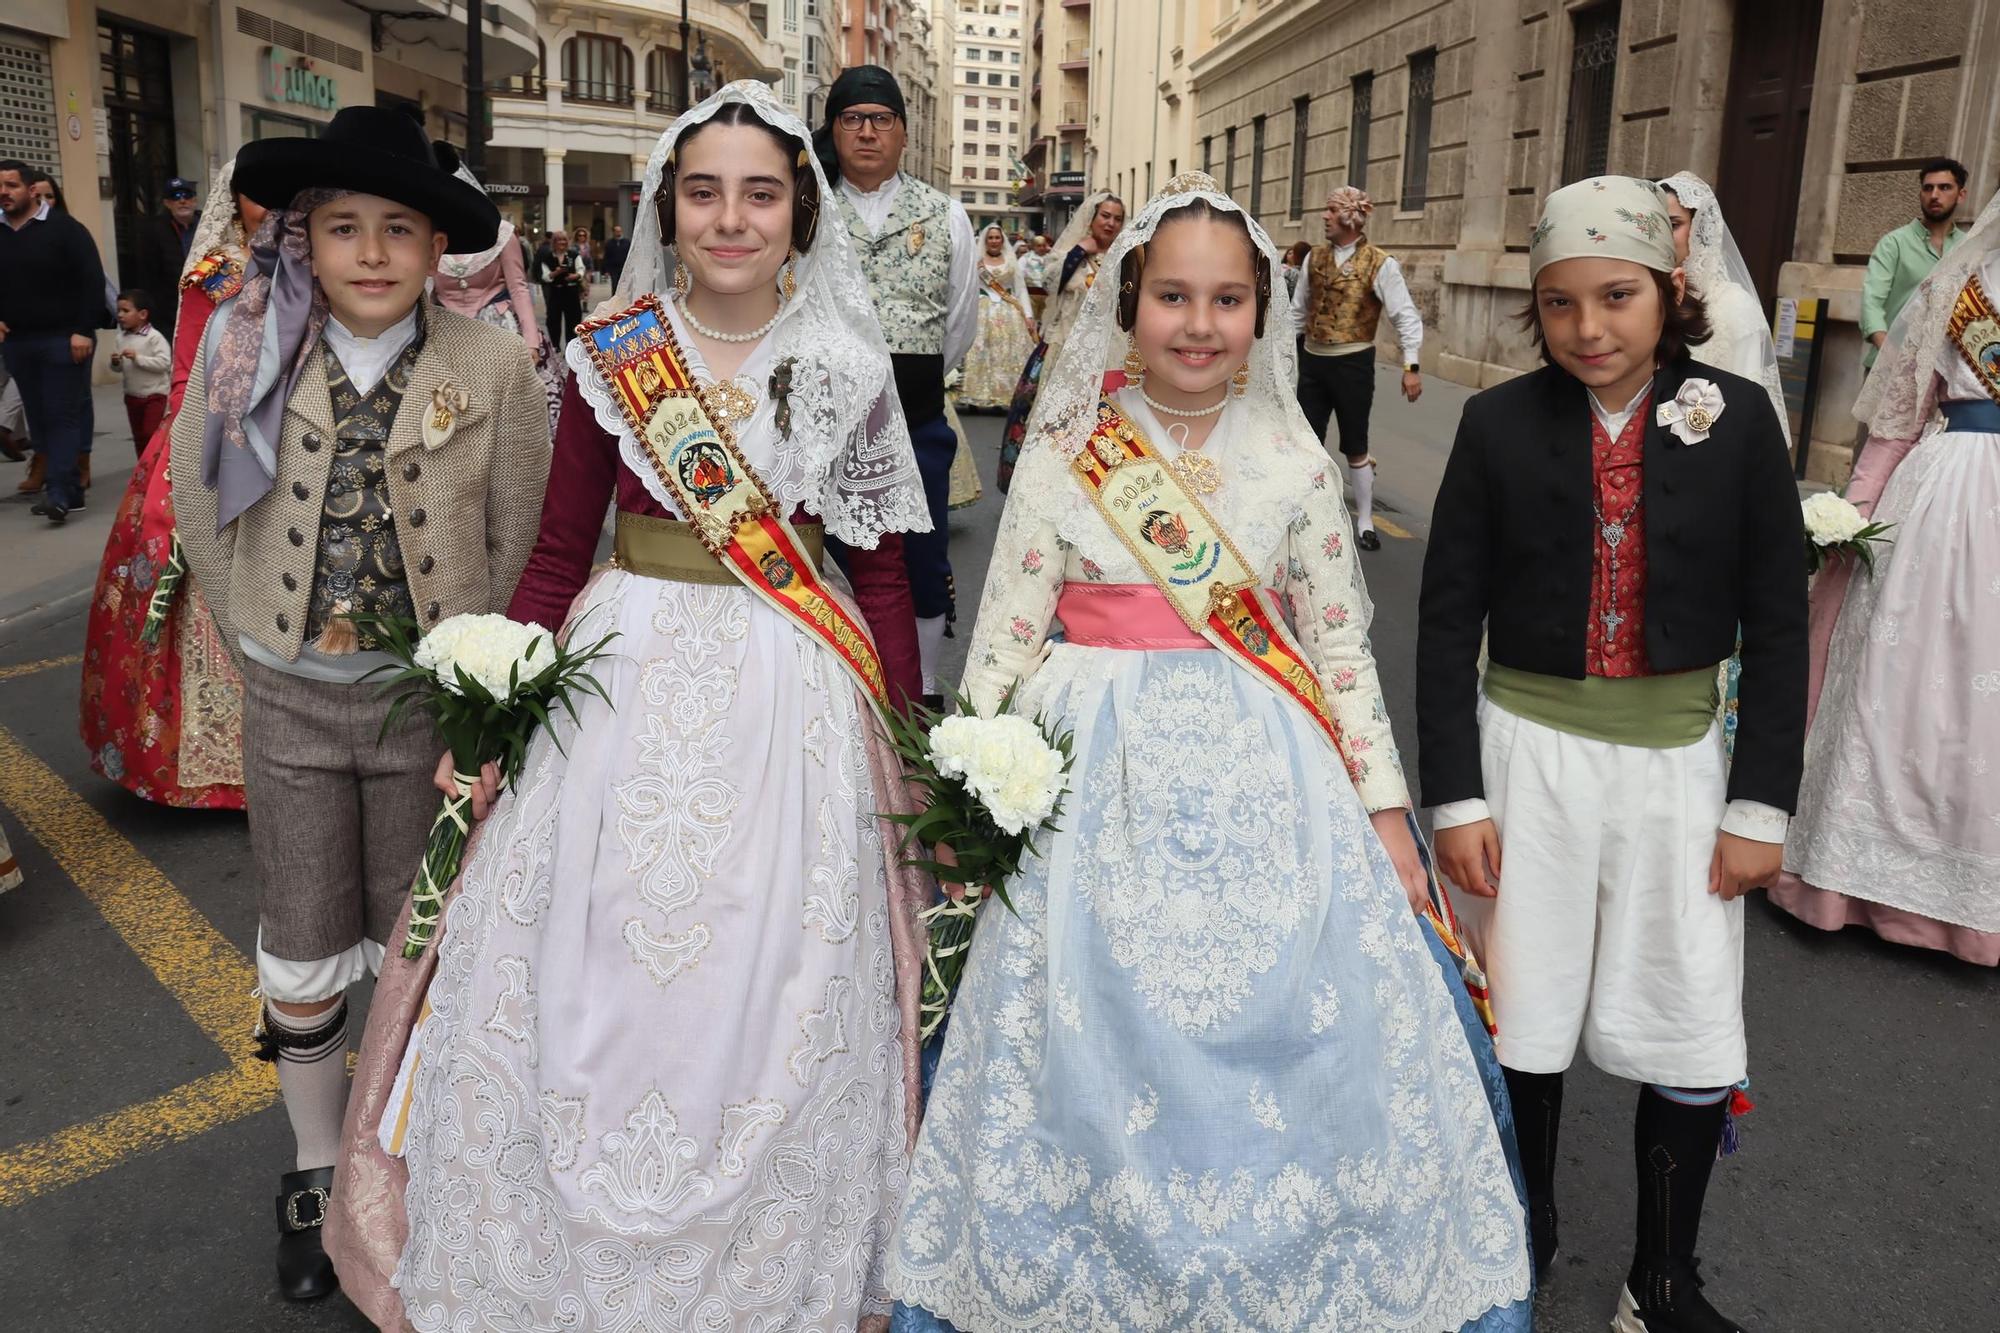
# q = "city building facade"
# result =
<box><xmin>774</xmin><ymin>0</ymin><xmax>841</xmax><ymax>123</ymax></box>
<box><xmin>944</xmin><ymin>0</ymin><xmax>1030</xmax><ymax>234</ymax></box>
<box><xmin>1016</xmin><ymin>0</ymin><xmax>1088</xmax><ymax>238</ymax></box>
<box><xmin>895</xmin><ymin>0</ymin><xmax>945</xmax><ymax>188</ymax></box>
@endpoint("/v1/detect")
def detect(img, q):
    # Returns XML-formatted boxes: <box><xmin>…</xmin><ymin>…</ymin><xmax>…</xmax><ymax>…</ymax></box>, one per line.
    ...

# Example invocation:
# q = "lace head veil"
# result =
<box><xmin>1855</xmin><ymin>186</ymin><xmax>2000</xmax><ymax>441</ymax></box>
<box><xmin>1051</xmin><ymin>191</ymin><xmax>1113</xmax><ymax>262</ymax></box>
<box><xmin>181</xmin><ymin>160</ymin><xmax>243</xmax><ymax>280</ymax></box>
<box><xmin>579</xmin><ymin>79</ymin><xmax>920</xmax><ymax>548</ymax></box>
<box><xmin>1660</xmin><ymin>171</ymin><xmax>1789</xmax><ymax>441</ymax></box>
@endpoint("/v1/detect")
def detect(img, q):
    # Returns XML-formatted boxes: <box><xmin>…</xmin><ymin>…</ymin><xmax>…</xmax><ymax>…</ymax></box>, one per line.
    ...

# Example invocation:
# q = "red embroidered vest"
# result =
<box><xmin>1585</xmin><ymin>394</ymin><xmax>1651</xmax><ymax>677</ymax></box>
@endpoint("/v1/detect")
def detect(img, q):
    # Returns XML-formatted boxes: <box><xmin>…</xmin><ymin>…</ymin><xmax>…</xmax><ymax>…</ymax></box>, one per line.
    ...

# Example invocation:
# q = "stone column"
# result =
<box><xmin>544</xmin><ymin>148</ymin><xmax>567</xmax><ymax>236</ymax></box>
<box><xmin>1438</xmin><ymin>0</ymin><xmax>1519</xmax><ymax>388</ymax></box>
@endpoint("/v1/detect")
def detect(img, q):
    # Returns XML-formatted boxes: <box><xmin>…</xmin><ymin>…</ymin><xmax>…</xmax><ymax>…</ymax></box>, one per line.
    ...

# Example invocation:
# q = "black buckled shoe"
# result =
<box><xmin>1613</xmin><ymin>1257</ymin><xmax>1747</xmax><ymax>1333</ymax></box>
<box><xmin>274</xmin><ymin>1166</ymin><xmax>338</xmax><ymax>1301</ymax></box>
<box><xmin>1356</xmin><ymin>527</ymin><xmax>1381</xmax><ymax>551</ymax></box>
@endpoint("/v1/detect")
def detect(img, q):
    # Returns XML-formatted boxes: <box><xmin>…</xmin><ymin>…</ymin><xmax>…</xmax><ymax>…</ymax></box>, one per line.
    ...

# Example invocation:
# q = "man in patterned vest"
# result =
<box><xmin>818</xmin><ymin>65</ymin><xmax>978</xmax><ymax>705</ymax></box>
<box><xmin>1291</xmin><ymin>185</ymin><xmax>1426</xmax><ymax>550</ymax></box>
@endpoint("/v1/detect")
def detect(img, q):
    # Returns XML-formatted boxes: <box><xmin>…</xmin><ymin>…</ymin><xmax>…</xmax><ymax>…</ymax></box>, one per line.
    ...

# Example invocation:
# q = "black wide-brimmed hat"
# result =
<box><xmin>234</xmin><ymin>105</ymin><xmax>499</xmax><ymax>252</ymax></box>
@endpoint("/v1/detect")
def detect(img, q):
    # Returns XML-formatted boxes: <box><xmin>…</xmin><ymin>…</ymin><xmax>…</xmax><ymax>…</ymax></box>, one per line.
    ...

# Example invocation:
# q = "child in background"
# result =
<box><xmin>111</xmin><ymin>290</ymin><xmax>170</xmax><ymax>452</ymax></box>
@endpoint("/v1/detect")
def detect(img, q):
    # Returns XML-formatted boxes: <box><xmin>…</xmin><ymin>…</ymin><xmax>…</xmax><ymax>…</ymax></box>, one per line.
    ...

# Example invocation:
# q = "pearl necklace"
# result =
<box><xmin>1139</xmin><ymin>385</ymin><xmax>1227</xmax><ymax>419</ymax></box>
<box><xmin>676</xmin><ymin>297</ymin><xmax>780</xmax><ymax>343</ymax></box>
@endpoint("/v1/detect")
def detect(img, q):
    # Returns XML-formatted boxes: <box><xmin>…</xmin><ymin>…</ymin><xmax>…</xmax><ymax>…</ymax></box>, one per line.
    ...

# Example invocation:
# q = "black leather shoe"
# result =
<box><xmin>1615</xmin><ymin>1257</ymin><xmax>1747</xmax><ymax>1333</ymax></box>
<box><xmin>1356</xmin><ymin>527</ymin><xmax>1381</xmax><ymax>551</ymax></box>
<box><xmin>29</xmin><ymin>501</ymin><xmax>67</xmax><ymax>525</ymax></box>
<box><xmin>1529</xmin><ymin>1197</ymin><xmax>1559</xmax><ymax>1284</ymax></box>
<box><xmin>274</xmin><ymin>1166</ymin><xmax>339</xmax><ymax>1301</ymax></box>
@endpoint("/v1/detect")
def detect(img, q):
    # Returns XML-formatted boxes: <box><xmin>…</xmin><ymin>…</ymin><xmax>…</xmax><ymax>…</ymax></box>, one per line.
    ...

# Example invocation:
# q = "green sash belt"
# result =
<box><xmin>1483</xmin><ymin>662</ymin><xmax>1718</xmax><ymax>749</ymax></box>
<box><xmin>612</xmin><ymin>511</ymin><xmax>825</xmax><ymax>586</ymax></box>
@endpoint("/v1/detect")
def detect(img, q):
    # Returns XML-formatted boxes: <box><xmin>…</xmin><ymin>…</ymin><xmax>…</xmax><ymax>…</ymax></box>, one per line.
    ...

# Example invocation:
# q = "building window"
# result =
<box><xmin>964</xmin><ymin>165</ymin><xmax>978</xmax><ymax>179</ymax></box>
<box><xmin>805</xmin><ymin>0</ymin><xmax>817</xmax><ymax>14</ymax></box>
<box><xmin>1288</xmin><ymin>95</ymin><xmax>1309</xmax><ymax>218</ymax></box>
<box><xmin>964</xmin><ymin>95</ymin><xmax>978</xmax><ymax>106</ymax></box>
<box><xmin>987</xmin><ymin>119</ymin><xmax>1001</xmax><ymax>132</ymax></box>
<box><xmin>784</xmin><ymin>0</ymin><xmax>799</xmax><ymax>33</ymax></box>
<box><xmin>1009</xmin><ymin>74</ymin><xmax>1020</xmax><ymax>87</ymax></box>
<box><xmin>564</xmin><ymin>35</ymin><xmax>634</xmax><ymax>105</ymax></box>
<box><xmin>1224</xmin><ymin>125</ymin><xmax>1236</xmax><ymax>196</ymax></box>
<box><xmin>1009</xmin><ymin>97</ymin><xmax>1019</xmax><ymax>109</ymax></box>
<box><xmin>1250</xmin><ymin>114</ymin><xmax>1266</xmax><ymax>215</ymax></box>
<box><xmin>987</xmin><ymin>72</ymin><xmax>1002</xmax><ymax>85</ymax></box>
<box><xmin>645</xmin><ymin>47</ymin><xmax>687</xmax><ymax>113</ymax></box>
<box><xmin>783</xmin><ymin>58</ymin><xmax>799</xmax><ymax>108</ymax></box>
<box><xmin>988</xmin><ymin>96</ymin><xmax>1001</xmax><ymax>107</ymax></box>
<box><xmin>962</xmin><ymin>190</ymin><xmax>977</xmax><ymax>203</ymax></box>
<box><xmin>1202</xmin><ymin>135</ymin><xmax>1211</xmax><ymax>175</ymax></box>
<box><xmin>498</xmin><ymin>39</ymin><xmax>546</xmax><ymax>97</ymax></box>
<box><xmin>963</xmin><ymin>141</ymin><xmax>978</xmax><ymax>155</ymax></box>
<box><xmin>985</xmin><ymin>190</ymin><xmax>1000</xmax><ymax>203</ymax></box>
<box><xmin>985</xmin><ymin>167</ymin><xmax>1000</xmax><ymax>179</ymax></box>
<box><xmin>1347</xmin><ymin>72</ymin><xmax>1372</xmax><ymax>190</ymax></box>
<box><xmin>1563</xmin><ymin>2</ymin><xmax>1620</xmax><ymax>182</ymax></box>
<box><xmin>1400</xmin><ymin>49</ymin><xmax>1435</xmax><ymax>210</ymax></box>
<box><xmin>986</xmin><ymin>143</ymin><xmax>1001</xmax><ymax>155</ymax></box>
<box><xmin>964</xmin><ymin>117</ymin><xmax>978</xmax><ymax>130</ymax></box>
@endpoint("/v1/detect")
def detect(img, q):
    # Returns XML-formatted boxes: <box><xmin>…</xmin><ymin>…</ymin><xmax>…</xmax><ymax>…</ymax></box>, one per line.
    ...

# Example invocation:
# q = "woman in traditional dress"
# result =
<box><xmin>996</xmin><ymin>192</ymin><xmax>1124</xmax><ymax>490</ymax></box>
<box><xmin>1661</xmin><ymin>170</ymin><xmax>1793</xmax><ymax>759</ymax></box>
<box><xmin>958</xmin><ymin>224</ymin><xmax>1037</xmax><ymax>410</ymax></box>
<box><xmin>431</xmin><ymin>147</ymin><xmax>563</xmax><ymax>433</ymax></box>
<box><xmin>1774</xmin><ymin>190</ymin><xmax>2000</xmax><ymax>965</ymax></box>
<box><xmin>78</xmin><ymin>165</ymin><xmax>259</xmax><ymax>808</ymax></box>
<box><xmin>327</xmin><ymin>82</ymin><xmax>936</xmax><ymax>1331</ymax></box>
<box><xmin>886</xmin><ymin>172</ymin><xmax>1533</xmax><ymax>1332</ymax></box>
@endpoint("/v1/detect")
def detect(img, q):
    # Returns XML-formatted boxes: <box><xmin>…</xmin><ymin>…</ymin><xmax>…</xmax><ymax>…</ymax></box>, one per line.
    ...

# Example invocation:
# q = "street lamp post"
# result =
<box><xmin>466</xmin><ymin>0</ymin><xmax>485</xmax><ymax>175</ymax></box>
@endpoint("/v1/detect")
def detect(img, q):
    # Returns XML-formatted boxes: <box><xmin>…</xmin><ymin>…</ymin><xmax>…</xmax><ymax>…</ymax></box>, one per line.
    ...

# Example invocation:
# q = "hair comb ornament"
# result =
<box><xmin>1164</xmin><ymin>170</ymin><xmax>1221</xmax><ymax>195</ymax></box>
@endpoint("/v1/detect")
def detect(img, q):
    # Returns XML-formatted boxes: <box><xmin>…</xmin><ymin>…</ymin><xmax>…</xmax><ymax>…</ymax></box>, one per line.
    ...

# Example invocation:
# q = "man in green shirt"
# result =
<box><xmin>1861</xmin><ymin>156</ymin><xmax>1968</xmax><ymax>367</ymax></box>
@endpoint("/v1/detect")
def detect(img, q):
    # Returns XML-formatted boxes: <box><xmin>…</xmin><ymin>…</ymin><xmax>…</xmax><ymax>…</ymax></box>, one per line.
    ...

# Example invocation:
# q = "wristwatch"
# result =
<box><xmin>1404</xmin><ymin>363</ymin><xmax>1420</xmax><ymax>374</ymax></box>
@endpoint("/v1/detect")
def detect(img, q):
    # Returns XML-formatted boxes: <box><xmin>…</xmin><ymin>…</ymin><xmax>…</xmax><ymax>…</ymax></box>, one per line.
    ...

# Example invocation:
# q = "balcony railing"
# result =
<box><xmin>646</xmin><ymin>93</ymin><xmax>684</xmax><ymax>116</ymax></box>
<box><xmin>564</xmin><ymin>84</ymin><xmax>636</xmax><ymax>107</ymax></box>
<box><xmin>1058</xmin><ymin>100</ymin><xmax>1084</xmax><ymax>127</ymax></box>
<box><xmin>1060</xmin><ymin>38</ymin><xmax>1088</xmax><ymax>66</ymax></box>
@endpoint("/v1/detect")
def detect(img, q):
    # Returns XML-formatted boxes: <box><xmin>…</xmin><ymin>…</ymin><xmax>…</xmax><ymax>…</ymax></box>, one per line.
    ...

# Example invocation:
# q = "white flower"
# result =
<box><xmin>1656</xmin><ymin>376</ymin><xmax>1726</xmax><ymax>444</ymax></box>
<box><xmin>1801</xmin><ymin>491</ymin><xmax>1867</xmax><ymax>547</ymax></box>
<box><xmin>927</xmin><ymin>712</ymin><xmax>1066</xmax><ymax>835</ymax></box>
<box><xmin>414</xmin><ymin>612</ymin><xmax>556</xmax><ymax>700</ymax></box>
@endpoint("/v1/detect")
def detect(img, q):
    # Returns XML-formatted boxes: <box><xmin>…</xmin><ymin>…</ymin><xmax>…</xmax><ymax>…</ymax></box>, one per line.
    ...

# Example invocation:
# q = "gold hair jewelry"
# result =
<box><xmin>1232</xmin><ymin>363</ymin><xmax>1250</xmax><ymax>397</ymax></box>
<box><xmin>1123</xmin><ymin>343</ymin><xmax>1145</xmax><ymax>385</ymax></box>
<box><xmin>673</xmin><ymin>261</ymin><xmax>692</xmax><ymax>300</ymax></box>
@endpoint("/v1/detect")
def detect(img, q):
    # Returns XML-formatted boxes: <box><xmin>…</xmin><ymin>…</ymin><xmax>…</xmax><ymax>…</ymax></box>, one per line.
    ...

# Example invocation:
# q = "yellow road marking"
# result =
<box><xmin>1372</xmin><ymin>515</ymin><xmax>1411</xmax><ymax>540</ymax></box>
<box><xmin>0</xmin><ymin>725</ymin><xmax>275</xmax><ymax>1205</ymax></box>
<box><xmin>0</xmin><ymin>654</ymin><xmax>82</xmax><ymax>683</ymax></box>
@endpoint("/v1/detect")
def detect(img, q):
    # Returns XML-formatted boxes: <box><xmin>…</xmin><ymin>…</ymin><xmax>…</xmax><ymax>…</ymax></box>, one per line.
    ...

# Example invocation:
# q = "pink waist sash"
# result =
<box><xmin>1057</xmin><ymin>583</ymin><xmax>1219</xmax><ymax>650</ymax></box>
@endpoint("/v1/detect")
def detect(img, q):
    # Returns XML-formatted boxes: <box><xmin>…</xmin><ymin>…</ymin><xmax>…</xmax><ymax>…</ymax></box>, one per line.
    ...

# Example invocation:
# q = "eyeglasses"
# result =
<box><xmin>836</xmin><ymin>110</ymin><xmax>900</xmax><ymax>132</ymax></box>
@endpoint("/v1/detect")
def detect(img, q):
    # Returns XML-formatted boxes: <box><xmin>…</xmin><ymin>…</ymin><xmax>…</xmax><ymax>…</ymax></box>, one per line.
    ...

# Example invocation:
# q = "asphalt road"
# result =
<box><xmin>1</xmin><ymin>382</ymin><xmax>1996</xmax><ymax>1331</ymax></box>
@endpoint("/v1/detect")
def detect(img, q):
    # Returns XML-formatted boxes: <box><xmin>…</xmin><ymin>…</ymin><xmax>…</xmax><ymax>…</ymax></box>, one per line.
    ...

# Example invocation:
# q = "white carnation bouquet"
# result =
<box><xmin>1802</xmin><ymin>491</ymin><xmax>1893</xmax><ymax>576</ymax></box>
<box><xmin>882</xmin><ymin>689</ymin><xmax>1074</xmax><ymax>1038</ymax></box>
<box><xmin>361</xmin><ymin>610</ymin><xmax>616</xmax><ymax>957</ymax></box>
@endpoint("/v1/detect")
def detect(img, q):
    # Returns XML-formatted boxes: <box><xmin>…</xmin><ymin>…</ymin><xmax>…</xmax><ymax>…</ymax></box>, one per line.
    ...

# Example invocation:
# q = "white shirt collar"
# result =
<box><xmin>6</xmin><ymin>199</ymin><xmax>50</xmax><ymax>230</ymax></box>
<box><xmin>839</xmin><ymin>173</ymin><xmax>904</xmax><ymax>235</ymax></box>
<box><xmin>323</xmin><ymin>306</ymin><xmax>421</xmax><ymax>398</ymax></box>
<box><xmin>1588</xmin><ymin>377</ymin><xmax>1655</xmax><ymax>441</ymax></box>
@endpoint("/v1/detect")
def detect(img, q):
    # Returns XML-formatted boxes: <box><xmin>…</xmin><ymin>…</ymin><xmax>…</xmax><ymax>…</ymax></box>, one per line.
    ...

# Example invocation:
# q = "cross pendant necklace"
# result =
<box><xmin>1593</xmin><ymin>494</ymin><xmax>1637</xmax><ymax>643</ymax></box>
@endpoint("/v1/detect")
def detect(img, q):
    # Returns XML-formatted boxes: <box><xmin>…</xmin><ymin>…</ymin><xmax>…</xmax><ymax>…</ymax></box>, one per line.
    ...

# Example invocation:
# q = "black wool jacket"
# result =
<box><xmin>1415</xmin><ymin>355</ymin><xmax>1808</xmax><ymax>814</ymax></box>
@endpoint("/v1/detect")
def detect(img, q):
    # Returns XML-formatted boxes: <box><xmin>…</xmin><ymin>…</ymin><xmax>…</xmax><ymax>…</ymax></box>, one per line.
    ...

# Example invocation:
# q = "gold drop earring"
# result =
<box><xmin>1124</xmin><ymin>339</ymin><xmax>1146</xmax><ymax>388</ymax></box>
<box><xmin>779</xmin><ymin>246</ymin><xmax>798</xmax><ymax>302</ymax></box>
<box><xmin>1232</xmin><ymin>363</ymin><xmax>1251</xmax><ymax>397</ymax></box>
<box><xmin>673</xmin><ymin>260</ymin><xmax>692</xmax><ymax>300</ymax></box>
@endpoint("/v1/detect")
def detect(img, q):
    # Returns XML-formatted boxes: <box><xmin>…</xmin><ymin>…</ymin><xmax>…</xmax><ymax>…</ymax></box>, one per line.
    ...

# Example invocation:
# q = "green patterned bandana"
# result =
<box><xmin>1529</xmin><ymin>176</ymin><xmax>1677</xmax><ymax>283</ymax></box>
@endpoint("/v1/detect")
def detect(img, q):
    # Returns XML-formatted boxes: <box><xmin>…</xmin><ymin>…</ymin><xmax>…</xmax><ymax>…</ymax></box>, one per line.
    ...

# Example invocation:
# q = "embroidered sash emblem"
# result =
<box><xmin>577</xmin><ymin>295</ymin><xmax>892</xmax><ymax>709</ymax></box>
<box><xmin>1947</xmin><ymin>273</ymin><xmax>2000</xmax><ymax>407</ymax></box>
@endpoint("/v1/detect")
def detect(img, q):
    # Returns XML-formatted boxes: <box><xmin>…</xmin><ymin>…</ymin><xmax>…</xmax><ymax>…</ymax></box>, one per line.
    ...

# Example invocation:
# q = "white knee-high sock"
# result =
<box><xmin>1349</xmin><ymin>458</ymin><xmax>1376</xmax><ymax>532</ymax></box>
<box><xmin>268</xmin><ymin>1000</ymin><xmax>350</xmax><ymax>1172</ymax></box>
<box><xmin>916</xmin><ymin>614</ymin><xmax>948</xmax><ymax>695</ymax></box>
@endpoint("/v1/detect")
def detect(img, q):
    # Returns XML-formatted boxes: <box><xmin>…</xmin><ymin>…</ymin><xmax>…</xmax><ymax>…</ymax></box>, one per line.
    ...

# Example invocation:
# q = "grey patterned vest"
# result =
<box><xmin>837</xmin><ymin>173</ymin><xmax>954</xmax><ymax>423</ymax></box>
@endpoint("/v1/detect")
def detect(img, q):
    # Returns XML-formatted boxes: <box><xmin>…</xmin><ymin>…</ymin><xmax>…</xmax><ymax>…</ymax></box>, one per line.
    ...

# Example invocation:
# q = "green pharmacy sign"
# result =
<box><xmin>262</xmin><ymin>48</ymin><xmax>341</xmax><ymax>113</ymax></box>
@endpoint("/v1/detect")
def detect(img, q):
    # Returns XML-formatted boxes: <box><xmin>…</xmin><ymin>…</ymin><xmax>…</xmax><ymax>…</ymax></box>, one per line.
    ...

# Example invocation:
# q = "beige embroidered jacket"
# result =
<box><xmin>170</xmin><ymin>305</ymin><xmax>551</xmax><ymax>672</ymax></box>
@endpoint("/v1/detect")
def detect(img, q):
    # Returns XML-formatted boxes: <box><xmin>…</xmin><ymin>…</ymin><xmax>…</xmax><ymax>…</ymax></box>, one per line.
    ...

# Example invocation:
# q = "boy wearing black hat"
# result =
<box><xmin>169</xmin><ymin>107</ymin><xmax>551</xmax><ymax>1302</ymax></box>
<box><xmin>818</xmin><ymin>65</ymin><xmax>979</xmax><ymax>707</ymax></box>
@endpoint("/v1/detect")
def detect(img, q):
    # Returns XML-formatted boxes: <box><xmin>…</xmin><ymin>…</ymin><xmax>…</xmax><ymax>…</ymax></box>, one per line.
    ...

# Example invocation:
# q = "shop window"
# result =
<box><xmin>564</xmin><ymin>35</ymin><xmax>634</xmax><ymax>105</ymax></box>
<box><xmin>1400</xmin><ymin>49</ymin><xmax>1435</xmax><ymax>210</ymax></box>
<box><xmin>1563</xmin><ymin>3</ymin><xmax>1620</xmax><ymax>182</ymax></box>
<box><xmin>1224</xmin><ymin>125</ymin><xmax>1236</xmax><ymax>196</ymax></box>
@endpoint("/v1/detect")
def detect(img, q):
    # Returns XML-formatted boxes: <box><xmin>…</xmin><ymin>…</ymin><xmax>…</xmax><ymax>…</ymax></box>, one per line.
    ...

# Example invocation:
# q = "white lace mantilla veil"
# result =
<box><xmin>1660</xmin><ymin>170</ymin><xmax>1790</xmax><ymax>444</ymax></box>
<box><xmin>1008</xmin><ymin>170</ymin><xmax>1372</xmax><ymax>622</ymax></box>
<box><xmin>574</xmin><ymin>78</ymin><xmax>928</xmax><ymax>548</ymax></box>
<box><xmin>181</xmin><ymin>160</ymin><xmax>242</xmax><ymax>279</ymax></box>
<box><xmin>1856</xmin><ymin>185</ymin><xmax>2000</xmax><ymax>441</ymax></box>
<box><xmin>1049</xmin><ymin>189</ymin><xmax>1111</xmax><ymax>264</ymax></box>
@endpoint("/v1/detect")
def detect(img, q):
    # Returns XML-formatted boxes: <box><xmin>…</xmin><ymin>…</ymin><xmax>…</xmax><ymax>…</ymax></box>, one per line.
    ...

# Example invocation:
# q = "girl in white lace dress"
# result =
<box><xmin>376</xmin><ymin>84</ymin><xmax>935</xmax><ymax>1332</ymax></box>
<box><xmin>885</xmin><ymin>173</ymin><xmax>1532</xmax><ymax>1333</ymax></box>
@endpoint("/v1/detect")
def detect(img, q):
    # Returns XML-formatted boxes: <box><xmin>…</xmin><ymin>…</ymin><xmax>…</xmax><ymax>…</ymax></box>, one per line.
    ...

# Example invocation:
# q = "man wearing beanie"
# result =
<box><xmin>1417</xmin><ymin>175</ymin><xmax>1805</xmax><ymax>1333</ymax></box>
<box><xmin>817</xmin><ymin>65</ymin><xmax>978</xmax><ymax>706</ymax></box>
<box><xmin>1291</xmin><ymin>184</ymin><xmax>1425</xmax><ymax>550</ymax></box>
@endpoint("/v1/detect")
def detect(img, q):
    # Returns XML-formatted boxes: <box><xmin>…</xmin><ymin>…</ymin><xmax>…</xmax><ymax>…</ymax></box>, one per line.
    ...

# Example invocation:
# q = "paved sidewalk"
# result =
<box><xmin>0</xmin><ymin>378</ymin><xmax>143</xmax><ymax>644</ymax></box>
